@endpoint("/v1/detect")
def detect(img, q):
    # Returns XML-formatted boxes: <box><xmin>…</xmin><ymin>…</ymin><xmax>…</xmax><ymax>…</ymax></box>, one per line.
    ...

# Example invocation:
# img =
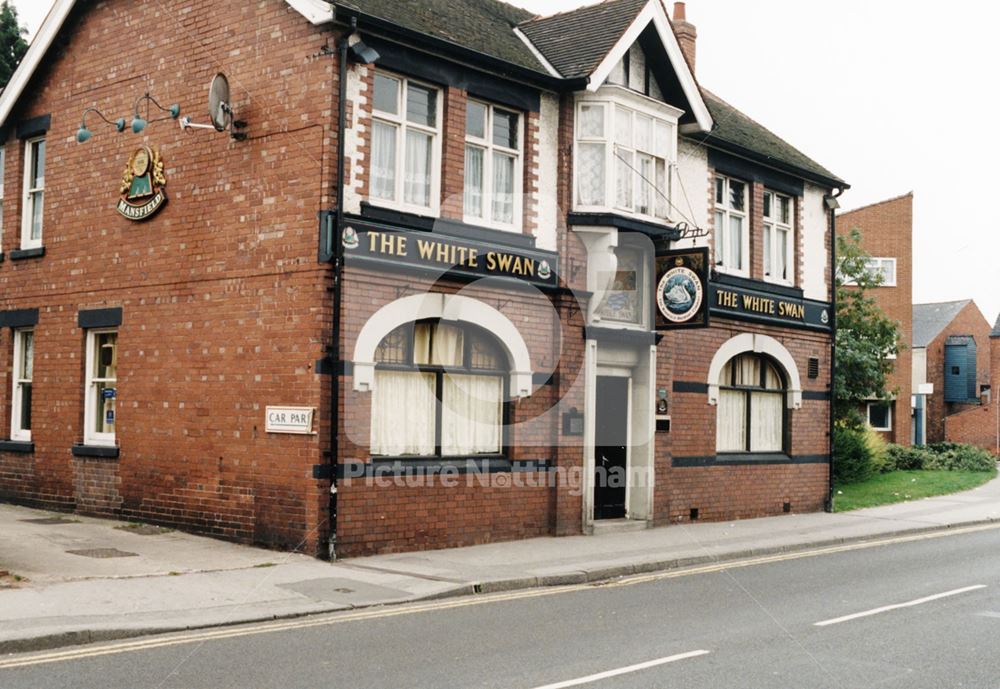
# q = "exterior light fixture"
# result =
<box><xmin>76</xmin><ymin>107</ymin><xmax>126</xmax><ymax>144</ymax></box>
<box><xmin>131</xmin><ymin>92</ymin><xmax>180</xmax><ymax>134</ymax></box>
<box><xmin>348</xmin><ymin>40</ymin><xmax>380</xmax><ymax>65</ymax></box>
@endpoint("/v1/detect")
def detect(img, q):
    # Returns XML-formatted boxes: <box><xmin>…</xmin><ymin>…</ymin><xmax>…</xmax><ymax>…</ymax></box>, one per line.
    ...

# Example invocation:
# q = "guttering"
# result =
<box><xmin>332</xmin><ymin>4</ymin><xmax>587</xmax><ymax>93</ymax></box>
<box><xmin>825</xmin><ymin>187</ymin><xmax>846</xmax><ymax>512</ymax></box>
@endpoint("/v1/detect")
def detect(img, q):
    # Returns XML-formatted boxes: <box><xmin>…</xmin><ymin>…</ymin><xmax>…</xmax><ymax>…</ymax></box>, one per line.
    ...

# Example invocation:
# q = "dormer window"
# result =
<box><xmin>574</xmin><ymin>93</ymin><xmax>678</xmax><ymax>223</ymax></box>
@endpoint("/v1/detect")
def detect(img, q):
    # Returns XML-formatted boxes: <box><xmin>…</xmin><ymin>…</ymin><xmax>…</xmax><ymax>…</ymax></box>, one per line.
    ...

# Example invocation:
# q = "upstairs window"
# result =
<box><xmin>464</xmin><ymin>101</ymin><xmax>522</xmax><ymax>230</ymax></box>
<box><xmin>763</xmin><ymin>190</ymin><xmax>794</xmax><ymax>284</ymax></box>
<box><xmin>21</xmin><ymin>136</ymin><xmax>44</xmax><ymax>249</ymax></box>
<box><xmin>11</xmin><ymin>329</ymin><xmax>32</xmax><ymax>442</ymax></box>
<box><xmin>714</xmin><ymin>175</ymin><xmax>748</xmax><ymax>276</ymax></box>
<box><xmin>575</xmin><ymin>100</ymin><xmax>673</xmax><ymax>221</ymax></box>
<box><xmin>371</xmin><ymin>72</ymin><xmax>440</xmax><ymax>215</ymax></box>
<box><xmin>841</xmin><ymin>257</ymin><xmax>896</xmax><ymax>287</ymax></box>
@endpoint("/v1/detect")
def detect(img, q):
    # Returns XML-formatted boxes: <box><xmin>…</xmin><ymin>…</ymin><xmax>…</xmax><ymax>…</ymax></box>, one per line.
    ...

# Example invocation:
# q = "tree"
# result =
<box><xmin>834</xmin><ymin>228</ymin><xmax>903</xmax><ymax>428</ymax></box>
<box><xmin>0</xmin><ymin>1</ymin><xmax>27</xmax><ymax>90</ymax></box>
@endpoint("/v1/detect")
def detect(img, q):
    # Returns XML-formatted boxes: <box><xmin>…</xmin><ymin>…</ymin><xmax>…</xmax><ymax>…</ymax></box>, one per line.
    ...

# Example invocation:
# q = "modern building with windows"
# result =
<box><xmin>0</xmin><ymin>0</ymin><xmax>844</xmax><ymax>557</ymax></box>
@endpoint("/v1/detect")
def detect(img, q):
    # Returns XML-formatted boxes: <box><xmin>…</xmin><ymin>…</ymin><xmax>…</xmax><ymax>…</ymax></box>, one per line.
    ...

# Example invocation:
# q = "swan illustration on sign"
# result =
<box><xmin>656</xmin><ymin>260</ymin><xmax>703</xmax><ymax>324</ymax></box>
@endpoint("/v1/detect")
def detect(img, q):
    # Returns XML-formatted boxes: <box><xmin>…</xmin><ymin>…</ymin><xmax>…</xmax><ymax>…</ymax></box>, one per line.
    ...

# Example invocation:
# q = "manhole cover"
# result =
<box><xmin>20</xmin><ymin>517</ymin><xmax>79</xmax><ymax>525</ymax></box>
<box><xmin>65</xmin><ymin>548</ymin><xmax>139</xmax><ymax>559</ymax></box>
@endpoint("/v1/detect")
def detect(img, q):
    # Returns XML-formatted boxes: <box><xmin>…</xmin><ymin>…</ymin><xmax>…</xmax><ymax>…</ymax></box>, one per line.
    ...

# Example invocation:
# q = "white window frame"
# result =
<box><xmin>84</xmin><ymin>329</ymin><xmax>118</xmax><ymax>447</ymax></box>
<box><xmin>594</xmin><ymin>243</ymin><xmax>649</xmax><ymax>330</ymax></box>
<box><xmin>11</xmin><ymin>328</ymin><xmax>32</xmax><ymax>442</ymax></box>
<box><xmin>867</xmin><ymin>401</ymin><xmax>892</xmax><ymax>431</ymax></box>
<box><xmin>842</xmin><ymin>257</ymin><xmax>896</xmax><ymax>287</ymax></box>
<box><xmin>463</xmin><ymin>100</ymin><xmax>523</xmax><ymax>232</ymax></box>
<box><xmin>369</xmin><ymin>71</ymin><xmax>442</xmax><ymax>217</ymax></box>
<box><xmin>573</xmin><ymin>87</ymin><xmax>680</xmax><ymax>224</ymax></box>
<box><xmin>20</xmin><ymin>136</ymin><xmax>44</xmax><ymax>250</ymax></box>
<box><xmin>763</xmin><ymin>190</ymin><xmax>795</xmax><ymax>286</ymax></box>
<box><xmin>714</xmin><ymin>175</ymin><xmax>750</xmax><ymax>277</ymax></box>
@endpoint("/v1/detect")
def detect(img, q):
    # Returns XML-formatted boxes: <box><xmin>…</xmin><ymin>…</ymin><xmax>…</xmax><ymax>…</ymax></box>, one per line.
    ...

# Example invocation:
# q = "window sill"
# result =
<box><xmin>72</xmin><ymin>444</ymin><xmax>119</xmax><ymax>459</ymax></box>
<box><xmin>10</xmin><ymin>246</ymin><xmax>45</xmax><ymax>261</ymax></box>
<box><xmin>0</xmin><ymin>440</ymin><xmax>34</xmax><ymax>453</ymax></box>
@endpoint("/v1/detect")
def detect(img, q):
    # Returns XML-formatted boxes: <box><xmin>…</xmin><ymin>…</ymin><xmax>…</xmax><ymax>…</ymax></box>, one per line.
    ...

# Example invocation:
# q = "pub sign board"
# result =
<box><xmin>654</xmin><ymin>247</ymin><xmax>710</xmax><ymax>330</ymax></box>
<box><xmin>709</xmin><ymin>282</ymin><xmax>832</xmax><ymax>332</ymax></box>
<box><xmin>342</xmin><ymin>222</ymin><xmax>559</xmax><ymax>288</ymax></box>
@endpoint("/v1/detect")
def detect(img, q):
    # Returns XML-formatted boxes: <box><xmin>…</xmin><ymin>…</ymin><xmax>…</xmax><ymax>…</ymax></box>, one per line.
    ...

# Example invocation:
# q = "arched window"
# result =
<box><xmin>716</xmin><ymin>353</ymin><xmax>787</xmax><ymax>454</ymax></box>
<box><xmin>371</xmin><ymin>320</ymin><xmax>506</xmax><ymax>458</ymax></box>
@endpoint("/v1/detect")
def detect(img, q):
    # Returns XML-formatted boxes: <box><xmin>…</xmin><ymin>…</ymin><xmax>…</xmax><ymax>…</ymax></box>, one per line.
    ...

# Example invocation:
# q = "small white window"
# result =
<box><xmin>464</xmin><ymin>101</ymin><xmax>522</xmax><ymax>231</ymax></box>
<box><xmin>763</xmin><ymin>190</ymin><xmax>794</xmax><ymax>285</ymax></box>
<box><xmin>842</xmin><ymin>257</ymin><xmax>896</xmax><ymax>287</ymax></box>
<box><xmin>21</xmin><ymin>136</ymin><xmax>44</xmax><ymax>249</ymax></box>
<box><xmin>370</xmin><ymin>72</ymin><xmax>441</xmax><ymax>215</ymax></box>
<box><xmin>714</xmin><ymin>175</ymin><xmax>749</xmax><ymax>276</ymax></box>
<box><xmin>11</xmin><ymin>329</ymin><xmax>33</xmax><ymax>442</ymax></box>
<box><xmin>867</xmin><ymin>402</ymin><xmax>892</xmax><ymax>431</ymax></box>
<box><xmin>84</xmin><ymin>330</ymin><xmax>118</xmax><ymax>446</ymax></box>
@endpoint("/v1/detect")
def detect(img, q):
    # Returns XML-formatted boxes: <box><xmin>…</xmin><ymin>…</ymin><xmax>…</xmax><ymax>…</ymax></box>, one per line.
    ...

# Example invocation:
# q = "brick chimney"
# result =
<box><xmin>672</xmin><ymin>2</ymin><xmax>697</xmax><ymax>74</ymax></box>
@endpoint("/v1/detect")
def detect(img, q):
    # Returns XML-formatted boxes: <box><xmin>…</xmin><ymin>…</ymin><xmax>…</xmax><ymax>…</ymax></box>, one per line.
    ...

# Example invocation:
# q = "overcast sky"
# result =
<box><xmin>14</xmin><ymin>0</ymin><xmax>1000</xmax><ymax>326</ymax></box>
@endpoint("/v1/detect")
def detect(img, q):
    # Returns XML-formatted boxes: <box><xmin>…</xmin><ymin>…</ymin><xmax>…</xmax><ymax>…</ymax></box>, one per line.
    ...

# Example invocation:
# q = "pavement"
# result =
<box><xmin>2</xmin><ymin>475</ymin><xmax>1000</xmax><ymax>655</ymax></box>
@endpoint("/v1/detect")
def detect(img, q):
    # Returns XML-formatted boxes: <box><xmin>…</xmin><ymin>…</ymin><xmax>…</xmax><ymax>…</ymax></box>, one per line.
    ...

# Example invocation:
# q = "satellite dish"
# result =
<box><xmin>208</xmin><ymin>73</ymin><xmax>232</xmax><ymax>132</ymax></box>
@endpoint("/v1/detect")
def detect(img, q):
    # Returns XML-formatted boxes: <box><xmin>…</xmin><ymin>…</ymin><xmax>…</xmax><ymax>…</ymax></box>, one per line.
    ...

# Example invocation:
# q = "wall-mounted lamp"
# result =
<box><xmin>76</xmin><ymin>107</ymin><xmax>126</xmax><ymax>144</ymax></box>
<box><xmin>348</xmin><ymin>40</ymin><xmax>380</xmax><ymax>65</ymax></box>
<box><xmin>131</xmin><ymin>92</ymin><xmax>180</xmax><ymax>134</ymax></box>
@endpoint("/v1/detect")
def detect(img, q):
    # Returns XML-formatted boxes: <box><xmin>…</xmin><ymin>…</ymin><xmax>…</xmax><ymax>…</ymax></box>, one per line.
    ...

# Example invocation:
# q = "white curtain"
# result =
<box><xmin>492</xmin><ymin>153</ymin><xmax>514</xmax><ymax>224</ymax></box>
<box><xmin>441</xmin><ymin>374</ymin><xmax>502</xmax><ymax>455</ymax></box>
<box><xmin>431</xmin><ymin>325</ymin><xmax>463</xmax><ymax>367</ymax></box>
<box><xmin>615</xmin><ymin>147</ymin><xmax>632</xmax><ymax>208</ymax></box>
<box><xmin>717</xmin><ymin>389</ymin><xmax>746</xmax><ymax>452</ymax></box>
<box><xmin>763</xmin><ymin>225</ymin><xmax>773</xmax><ymax>276</ymax></box>
<box><xmin>577</xmin><ymin>143</ymin><xmax>605</xmax><ymax>206</ymax></box>
<box><xmin>751</xmin><ymin>392</ymin><xmax>784</xmax><ymax>451</ymax></box>
<box><xmin>464</xmin><ymin>145</ymin><xmax>484</xmax><ymax>219</ymax></box>
<box><xmin>370</xmin><ymin>370</ymin><xmax>436</xmax><ymax>456</ymax></box>
<box><xmin>371</xmin><ymin>121</ymin><xmax>396</xmax><ymax>200</ymax></box>
<box><xmin>404</xmin><ymin>129</ymin><xmax>432</xmax><ymax>206</ymax></box>
<box><xmin>728</xmin><ymin>215</ymin><xmax>743</xmax><ymax>269</ymax></box>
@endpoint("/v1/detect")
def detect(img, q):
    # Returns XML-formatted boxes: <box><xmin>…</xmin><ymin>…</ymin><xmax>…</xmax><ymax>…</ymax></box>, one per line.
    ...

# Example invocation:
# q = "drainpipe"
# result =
<box><xmin>825</xmin><ymin>188</ymin><xmax>845</xmax><ymax>512</ymax></box>
<box><xmin>327</xmin><ymin>18</ymin><xmax>356</xmax><ymax>560</ymax></box>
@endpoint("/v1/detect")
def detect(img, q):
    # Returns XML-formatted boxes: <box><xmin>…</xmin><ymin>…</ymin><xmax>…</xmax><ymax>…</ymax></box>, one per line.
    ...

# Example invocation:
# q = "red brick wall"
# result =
<box><xmin>0</xmin><ymin>0</ymin><xmax>334</xmax><ymax>554</ymax></box>
<box><xmin>837</xmin><ymin>193</ymin><xmax>913</xmax><ymax>444</ymax></box>
<box><xmin>927</xmin><ymin>302</ymin><xmax>991</xmax><ymax>443</ymax></box>
<box><xmin>944</xmin><ymin>403</ymin><xmax>999</xmax><ymax>454</ymax></box>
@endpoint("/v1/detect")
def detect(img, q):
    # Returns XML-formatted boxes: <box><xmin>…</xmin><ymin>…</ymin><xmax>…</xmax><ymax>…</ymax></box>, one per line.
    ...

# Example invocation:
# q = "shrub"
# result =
<box><xmin>885</xmin><ymin>443</ymin><xmax>935</xmax><ymax>471</ymax></box>
<box><xmin>833</xmin><ymin>426</ymin><xmax>874</xmax><ymax>484</ymax></box>
<box><xmin>925</xmin><ymin>443</ymin><xmax>997</xmax><ymax>472</ymax></box>
<box><xmin>863</xmin><ymin>427</ymin><xmax>892</xmax><ymax>473</ymax></box>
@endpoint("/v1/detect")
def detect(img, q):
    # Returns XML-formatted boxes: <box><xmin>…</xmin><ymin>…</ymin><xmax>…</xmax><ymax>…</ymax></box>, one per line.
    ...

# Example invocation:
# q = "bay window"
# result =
<box><xmin>21</xmin><ymin>136</ymin><xmax>44</xmax><ymax>249</ymax></box>
<box><xmin>11</xmin><ymin>329</ymin><xmax>32</xmax><ymax>441</ymax></box>
<box><xmin>464</xmin><ymin>100</ymin><xmax>521</xmax><ymax>230</ymax></box>
<box><xmin>714</xmin><ymin>175</ymin><xmax>748</xmax><ymax>275</ymax></box>
<box><xmin>371</xmin><ymin>72</ymin><xmax>441</xmax><ymax>214</ymax></box>
<box><xmin>716</xmin><ymin>353</ymin><xmax>786</xmax><ymax>454</ymax></box>
<box><xmin>763</xmin><ymin>190</ymin><xmax>794</xmax><ymax>284</ymax></box>
<box><xmin>371</xmin><ymin>321</ymin><xmax>506</xmax><ymax>458</ymax></box>
<box><xmin>575</xmin><ymin>97</ymin><xmax>676</xmax><ymax>221</ymax></box>
<box><xmin>84</xmin><ymin>330</ymin><xmax>117</xmax><ymax>446</ymax></box>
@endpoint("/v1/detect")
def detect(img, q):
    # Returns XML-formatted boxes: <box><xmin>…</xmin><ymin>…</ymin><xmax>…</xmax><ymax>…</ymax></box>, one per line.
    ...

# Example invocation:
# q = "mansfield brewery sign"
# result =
<box><xmin>342</xmin><ymin>222</ymin><xmax>558</xmax><ymax>288</ymax></box>
<box><xmin>117</xmin><ymin>146</ymin><xmax>167</xmax><ymax>221</ymax></box>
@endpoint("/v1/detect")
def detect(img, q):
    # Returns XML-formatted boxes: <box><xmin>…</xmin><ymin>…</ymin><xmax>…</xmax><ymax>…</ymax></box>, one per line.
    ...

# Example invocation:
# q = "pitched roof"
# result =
<box><xmin>913</xmin><ymin>300</ymin><xmax>971</xmax><ymax>347</ymax></box>
<box><xmin>991</xmin><ymin>313</ymin><xmax>1000</xmax><ymax>338</ymax></box>
<box><xmin>337</xmin><ymin>0</ymin><xmax>546</xmax><ymax>72</ymax></box>
<box><xmin>518</xmin><ymin>0</ymin><xmax>648</xmax><ymax>79</ymax></box>
<box><xmin>693</xmin><ymin>90</ymin><xmax>846</xmax><ymax>187</ymax></box>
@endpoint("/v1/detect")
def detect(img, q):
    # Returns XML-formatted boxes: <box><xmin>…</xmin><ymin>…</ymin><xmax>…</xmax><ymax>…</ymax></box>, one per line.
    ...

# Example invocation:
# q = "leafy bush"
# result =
<box><xmin>885</xmin><ymin>444</ymin><xmax>931</xmax><ymax>471</ymax></box>
<box><xmin>925</xmin><ymin>443</ymin><xmax>997</xmax><ymax>472</ymax></box>
<box><xmin>833</xmin><ymin>426</ymin><xmax>874</xmax><ymax>485</ymax></box>
<box><xmin>863</xmin><ymin>426</ymin><xmax>892</xmax><ymax>473</ymax></box>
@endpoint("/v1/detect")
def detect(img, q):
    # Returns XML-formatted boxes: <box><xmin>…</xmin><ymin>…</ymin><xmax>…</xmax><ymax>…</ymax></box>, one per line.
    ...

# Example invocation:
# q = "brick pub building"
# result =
<box><xmin>0</xmin><ymin>0</ymin><xmax>845</xmax><ymax>557</ymax></box>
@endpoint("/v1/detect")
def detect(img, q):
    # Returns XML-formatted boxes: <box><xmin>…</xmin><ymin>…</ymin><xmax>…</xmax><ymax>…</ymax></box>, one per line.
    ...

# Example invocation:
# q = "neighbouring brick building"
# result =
<box><xmin>0</xmin><ymin>0</ymin><xmax>845</xmax><ymax>557</ymax></box>
<box><xmin>913</xmin><ymin>300</ymin><xmax>992</xmax><ymax>445</ymax></box>
<box><xmin>837</xmin><ymin>193</ymin><xmax>913</xmax><ymax>444</ymax></box>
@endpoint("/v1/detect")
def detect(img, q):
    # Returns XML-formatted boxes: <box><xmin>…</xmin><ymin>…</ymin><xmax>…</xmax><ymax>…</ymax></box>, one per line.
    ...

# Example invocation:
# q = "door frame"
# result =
<box><xmin>593</xmin><ymin>372</ymin><xmax>632</xmax><ymax>521</ymax></box>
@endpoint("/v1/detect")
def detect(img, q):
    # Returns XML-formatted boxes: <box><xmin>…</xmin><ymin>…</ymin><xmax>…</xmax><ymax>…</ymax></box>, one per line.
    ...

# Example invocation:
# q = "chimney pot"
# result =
<box><xmin>671</xmin><ymin>1</ymin><xmax>697</xmax><ymax>74</ymax></box>
<box><xmin>673</xmin><ymin>2</ymin><xmax>687</xmax><ymax>22</ymax></box>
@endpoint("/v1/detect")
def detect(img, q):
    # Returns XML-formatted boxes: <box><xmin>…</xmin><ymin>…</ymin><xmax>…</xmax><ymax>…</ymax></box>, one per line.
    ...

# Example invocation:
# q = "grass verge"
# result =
<box><xmin>834</xmin><ymin>467</ymin><xmax>997</xmax><ymax>511</ymax></box>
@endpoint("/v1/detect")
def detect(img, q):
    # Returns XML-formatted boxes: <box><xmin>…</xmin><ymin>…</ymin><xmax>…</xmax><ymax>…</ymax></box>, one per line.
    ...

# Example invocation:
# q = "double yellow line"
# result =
<box><xmin>3</xmin><ymin>521</ymin><xmax>998</xmax><ymax>670</ymax></box>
